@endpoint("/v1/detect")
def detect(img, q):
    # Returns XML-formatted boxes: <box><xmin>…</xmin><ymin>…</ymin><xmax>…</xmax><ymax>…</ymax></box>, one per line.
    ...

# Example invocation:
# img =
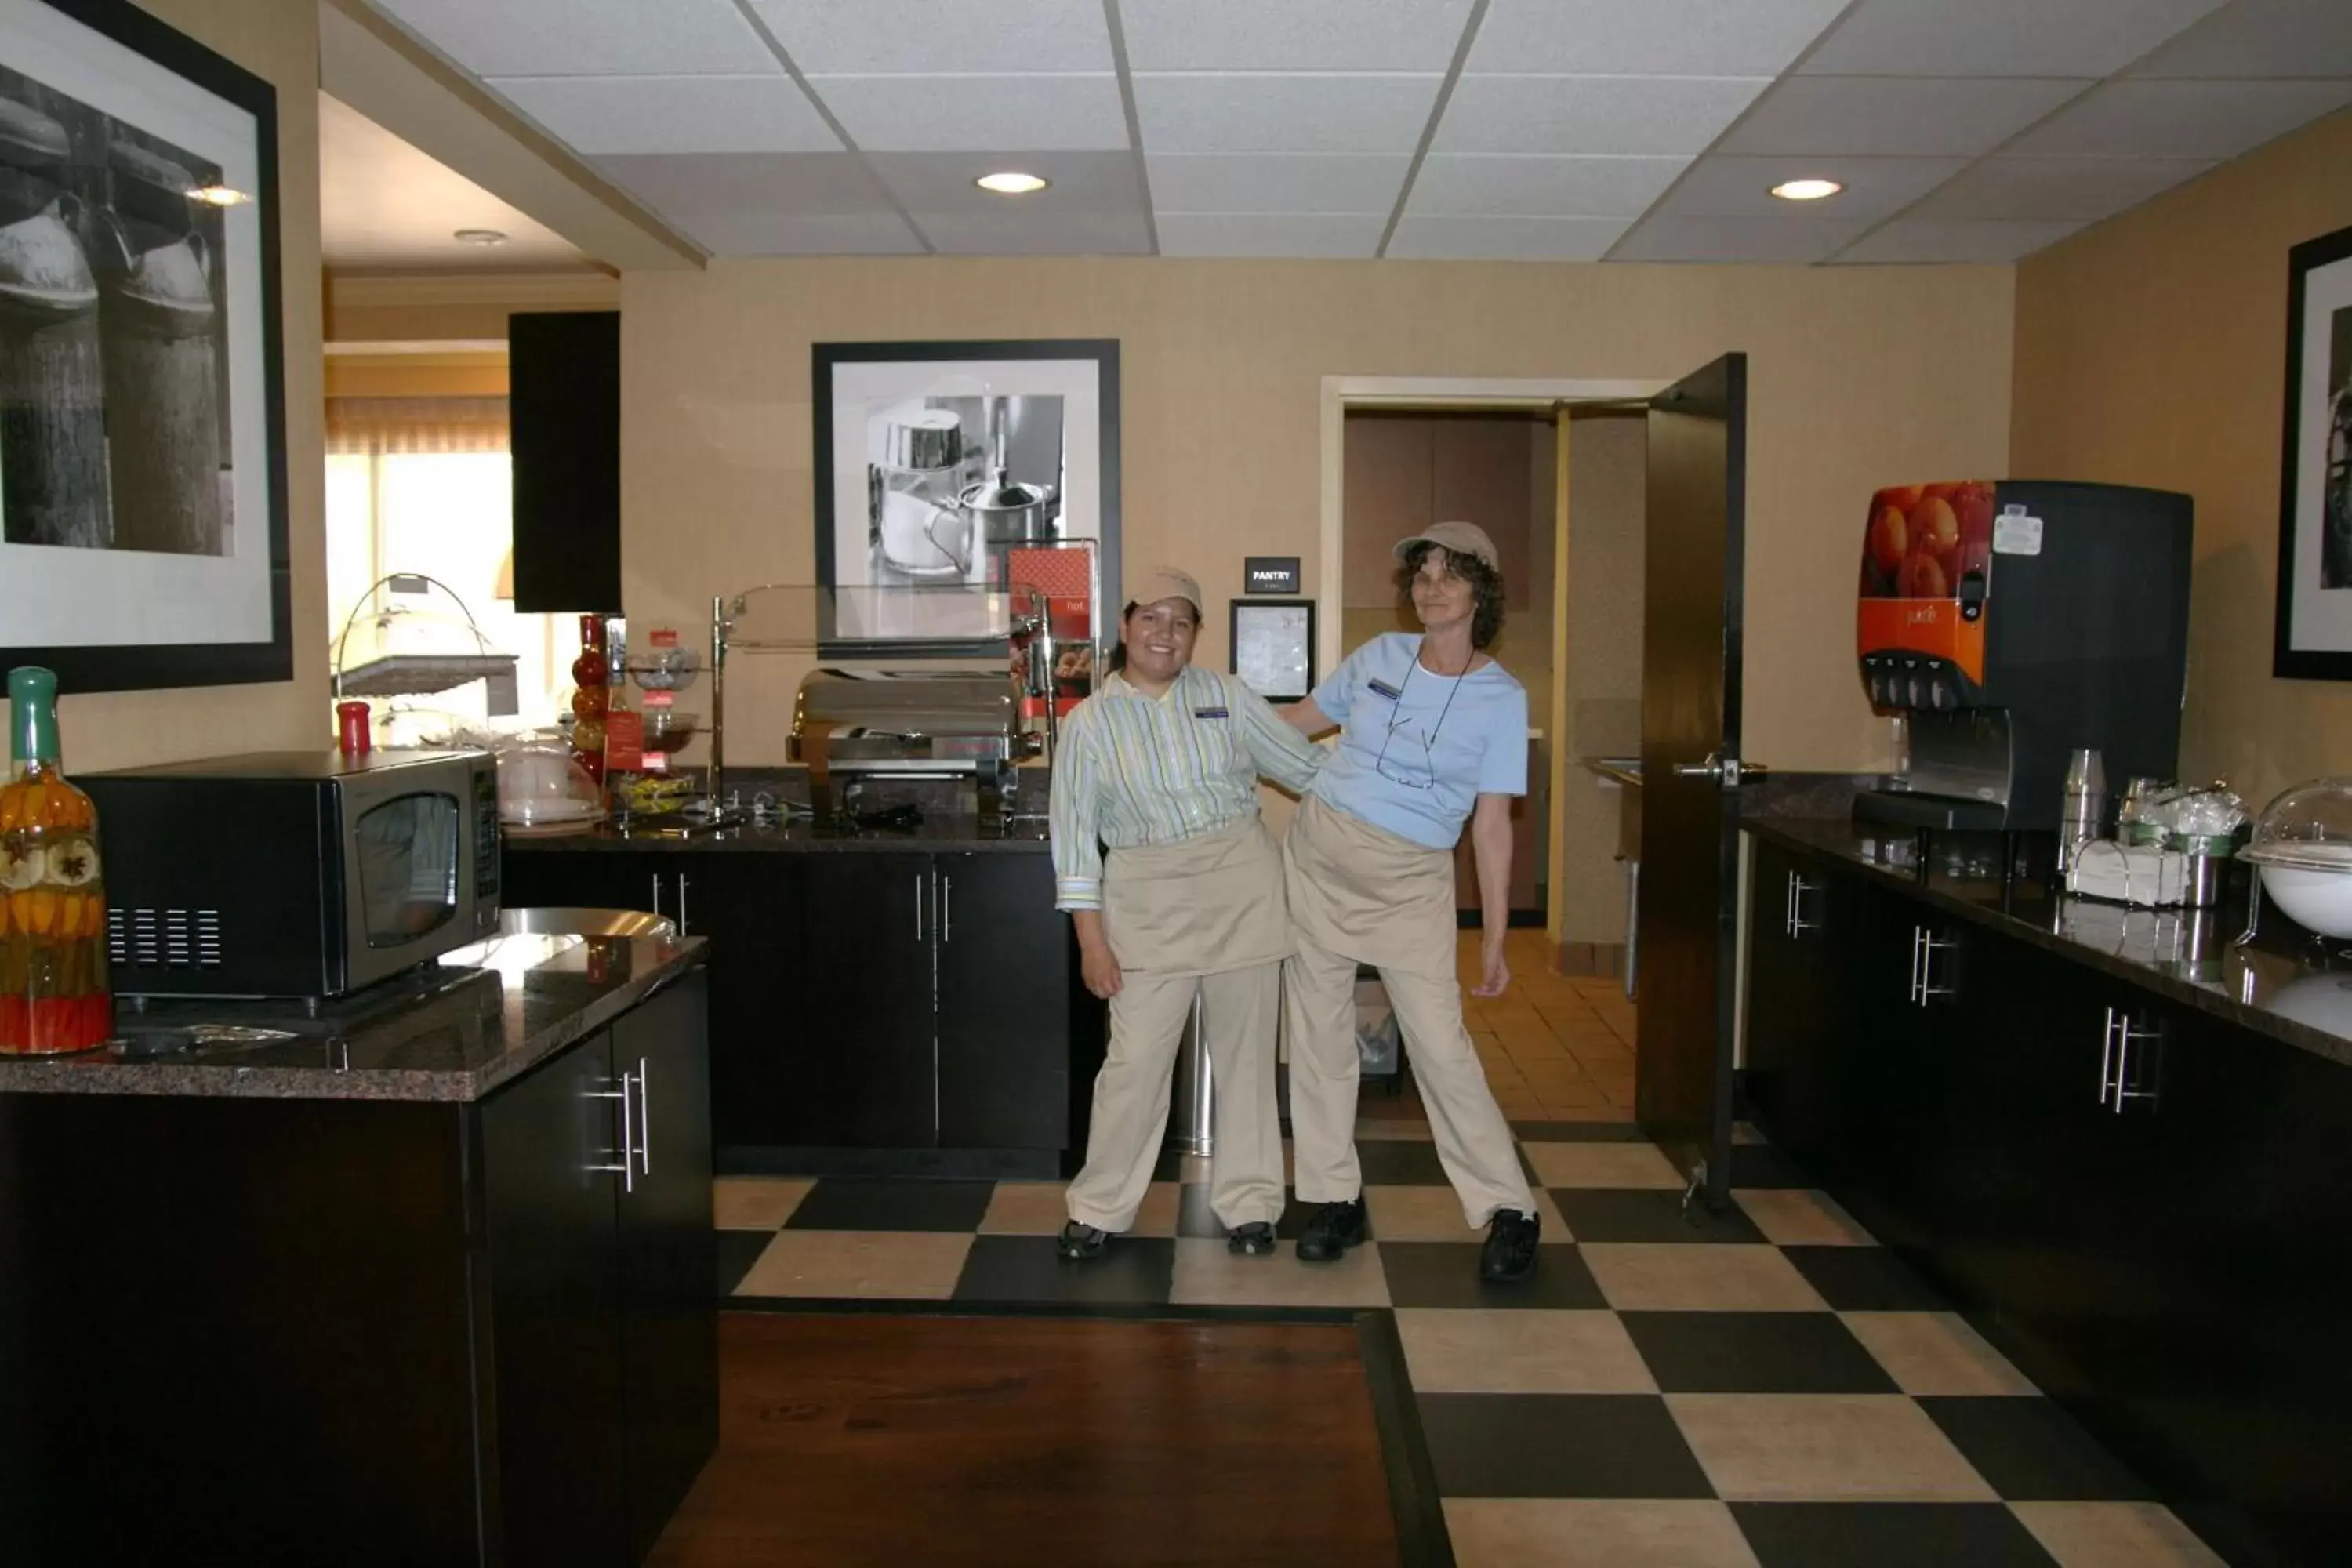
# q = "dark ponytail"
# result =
<box><xmin>1105</xmin><ymin>601</ymin><xmax>1138</xmax><ymax>673</ymax></box>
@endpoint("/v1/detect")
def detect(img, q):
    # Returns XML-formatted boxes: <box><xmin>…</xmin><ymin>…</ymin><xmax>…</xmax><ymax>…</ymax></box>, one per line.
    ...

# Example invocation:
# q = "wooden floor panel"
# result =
<box><xmin>650</xmin><ymin>1311</ymin><xmax>1403</xmax><ymax>1568</ymax></box>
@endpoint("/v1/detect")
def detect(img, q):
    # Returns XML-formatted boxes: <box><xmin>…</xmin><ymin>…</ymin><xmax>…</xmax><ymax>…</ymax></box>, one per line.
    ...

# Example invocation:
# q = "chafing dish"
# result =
<box><xmin>789</xmin><ymin>667</ymin><xmax>1041</xmax><ymax>817</ymax></box>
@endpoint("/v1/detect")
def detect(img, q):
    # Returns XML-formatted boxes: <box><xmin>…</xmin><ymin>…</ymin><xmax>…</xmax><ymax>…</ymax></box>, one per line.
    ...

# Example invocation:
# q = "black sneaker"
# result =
<box><xmin>1058</xmin><ymin>1220</ymin><xmax>1108</xmax><ymax>1261</ymax></box>
<box><xmin>1227</xmin><ymin>1222</ymin><xmax>1278</xmax><ymax>1257</ymax></box>
<box><xmin>1295</xmin><ymin>1199</ymin><xmax>1368</xmax><ymax>1263</ymax></box>
<box><xmin>1480</xmin><ymin>1210</ymin><xmax>1541</xmax><ymax>1283</ymax></box>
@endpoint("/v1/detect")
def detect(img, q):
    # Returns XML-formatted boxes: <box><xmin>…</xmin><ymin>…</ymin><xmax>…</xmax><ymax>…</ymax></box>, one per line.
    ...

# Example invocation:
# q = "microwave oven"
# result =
<box><xmin>80</xmin><ymin>750</ymin><xmax>501</xmax><ymax>1004</ymax></box>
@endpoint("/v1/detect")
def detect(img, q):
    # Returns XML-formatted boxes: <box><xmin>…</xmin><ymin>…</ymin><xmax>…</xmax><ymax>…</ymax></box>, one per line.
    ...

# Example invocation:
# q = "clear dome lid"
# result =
<box><xmin>2242</xmin><ymin>777</ymin><xmax>2352</xmax><ymax>869</ymax></box>
<box><xmin>496</xmin><ymin>741</ymin><xmax>603</xmax><ymax>829</ymax></box>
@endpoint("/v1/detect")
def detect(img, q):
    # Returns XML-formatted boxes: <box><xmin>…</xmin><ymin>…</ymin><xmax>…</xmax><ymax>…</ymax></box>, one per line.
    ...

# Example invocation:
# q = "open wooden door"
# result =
<box><xmin>1636</xmin><ymin>354</ymin><xmax>1751</xmax><ymax>1209</ymax></box>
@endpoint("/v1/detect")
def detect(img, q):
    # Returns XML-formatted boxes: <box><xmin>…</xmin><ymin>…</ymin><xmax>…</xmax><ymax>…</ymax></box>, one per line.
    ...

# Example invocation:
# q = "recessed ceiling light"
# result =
<box><xmin>186</xmin><ymin>184</ymin><xmax>248</xmax><ymax>206</ymax></box>
<box><xmin>1770</xmin><ymin>178</ymin><xmax>1844</xmax><ymax>202</ymax></box>
<box><xmin>453</xmin><ymin>228</ymin><xmax>509</xmax><ymax>246</ymax></box>
<box><xmin>975</xmin><ymin>171</ymin><xmax>1048</xmax><ymax>195</ymax></box>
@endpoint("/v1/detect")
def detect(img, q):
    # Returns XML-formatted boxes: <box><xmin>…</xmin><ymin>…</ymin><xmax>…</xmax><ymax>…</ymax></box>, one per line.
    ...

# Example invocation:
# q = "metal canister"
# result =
<box><xmin>92</xmin><ymin>140</ymin><xmax>222</xmax><ymax>556</ymax></box>
<box><xmin>0</xmin><ymin>97</ymin><xmax>107</xmax><ymax>550</ymax></box>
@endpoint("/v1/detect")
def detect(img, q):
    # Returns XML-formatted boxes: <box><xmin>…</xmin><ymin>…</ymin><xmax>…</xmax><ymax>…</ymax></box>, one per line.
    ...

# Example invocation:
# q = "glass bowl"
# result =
<box><xmin>2242</xmin><ymin>778</ymin><xmax>2352</xmax><ymax>937</ymax></box>
<box><xmin>496</xmin><ymin>741</ymin><xmax>604</xmax><ymax>830</ymax></box>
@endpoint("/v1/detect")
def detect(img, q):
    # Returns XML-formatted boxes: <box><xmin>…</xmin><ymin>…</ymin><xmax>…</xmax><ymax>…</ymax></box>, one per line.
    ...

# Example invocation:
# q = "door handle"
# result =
<box><xmin>1674</xmin><ymin>754</ymin><xmax>1724</xmax><ymax>782</ymax></box>
<box><xmin>1674</xmin><ymin>753</ymin><xmax>1768</xmax><ymax>788</ymax></box>
<box><xmin>586</xmin><ymin>1072</ymin><xmax>637</xmax><ymax>1193</ymax></box>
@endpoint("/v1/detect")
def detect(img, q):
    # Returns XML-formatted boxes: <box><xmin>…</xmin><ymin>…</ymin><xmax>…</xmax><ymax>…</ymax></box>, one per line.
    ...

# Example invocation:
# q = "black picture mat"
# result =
<box><xmin>0</xmin><ymin>0</ymin><xmax>289</xmax><ymax>695</ymax></box>
<box><xmin>1229</xmin><ymin>597</ymin><xmax>1317</xmax><ymax>704</ymax></box>
<box><xmin>809</xmin><ymin>339</ymin><xmax>1120</xmax><ymax>661</ymax></box>
<box><xmin>2274</xmin><ymin>220</ymin><xmax>2352</xmax><ymax>681</ymax></box>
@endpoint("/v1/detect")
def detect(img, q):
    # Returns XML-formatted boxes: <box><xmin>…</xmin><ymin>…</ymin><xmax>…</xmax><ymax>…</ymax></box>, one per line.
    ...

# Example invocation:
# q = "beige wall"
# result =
<box><xmin>2013</xmin><ymin>107</ymin><xmax>2352</xmax><ymax>806</ymax></box>
<box><xmin>623</xmin><ymin>256</ymin><xmax>2016</xmax><ymax>768</ymax></box>
<box><xmin>10</xmin><ymin>0</ymin><xmax>327</xmax><ymax>774</ymax></box>
<box><xmin>325</xmin><ymin>270</ymin><xmax>620</xmax><ymax>345</ymax></box>
<box><xmin>1558</xmin><ymin>414</ymin><xmax>1647</xmax><ymax>947</ymax></box>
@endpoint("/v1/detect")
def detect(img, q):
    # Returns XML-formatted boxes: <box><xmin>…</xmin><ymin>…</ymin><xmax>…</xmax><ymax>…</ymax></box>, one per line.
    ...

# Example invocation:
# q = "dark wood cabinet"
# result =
<box><xmin>802</xmin><ymin>853</ymin><xmax>938</xmax><ymax>1147</ymax></box>
<box><xmin>684</xmin><ymin>855</ymin><xmax>806</xmax><ymax>1152</ymax></box>
<box><xmin>510</xmin><ymin>310</ymin><xmax>621</xmax><ymax>615</ymax></box>
<box><xmin>935</xmin><ymin>853</ymin><xmax>1070</xmax><ymax>1151</ymax></box>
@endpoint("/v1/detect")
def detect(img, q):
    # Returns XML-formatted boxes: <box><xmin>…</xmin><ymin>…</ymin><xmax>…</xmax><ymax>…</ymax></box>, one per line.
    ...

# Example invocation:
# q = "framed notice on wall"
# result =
<box><xmin>1231</xmin><ymin>598</ymin><xmax>1316</xmax><ymax>704</ymax></box>
<box><xmin>2276</xmin><ymin>221</ymin><xmax>2352</xmax><ymax>679</ymax></box>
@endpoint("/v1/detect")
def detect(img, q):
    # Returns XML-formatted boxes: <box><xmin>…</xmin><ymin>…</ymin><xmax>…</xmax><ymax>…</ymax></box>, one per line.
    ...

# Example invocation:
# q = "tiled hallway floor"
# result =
<box><xmin>712</xmin><ymin>943</ymin><xmax>2227</xmax><ymax>1567</ymax></box>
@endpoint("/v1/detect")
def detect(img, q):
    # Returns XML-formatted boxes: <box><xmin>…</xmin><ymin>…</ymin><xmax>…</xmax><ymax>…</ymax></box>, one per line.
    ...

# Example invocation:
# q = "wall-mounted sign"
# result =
<box><xmin>1243</xmin><ymin>556</ymin><xmax>1301</xmax><ymax>595</ymax></box>
<box><xmin>1232</xmin><ymin>598</ymin><xmax>1316</xmax><ymax>704</ymax></box>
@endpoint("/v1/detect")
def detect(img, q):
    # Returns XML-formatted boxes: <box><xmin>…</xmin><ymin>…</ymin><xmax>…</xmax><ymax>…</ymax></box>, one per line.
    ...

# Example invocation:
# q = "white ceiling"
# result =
<box><xmin>360</xmin><ymin>0</ymin><xmax>2352</xmax><ymax>265</ymax></box>
<box><xmin>318</xmin><ymin>92</ymin><xmax>590</xmax><ymax>269</ymax></box>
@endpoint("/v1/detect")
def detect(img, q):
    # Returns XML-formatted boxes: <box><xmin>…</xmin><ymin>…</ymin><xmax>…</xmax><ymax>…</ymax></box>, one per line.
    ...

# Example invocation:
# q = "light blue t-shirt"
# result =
<box><xmin>1306</xmin><ymin>633</ymin><xmax>1529</xmax><ymax>850</ymax></box>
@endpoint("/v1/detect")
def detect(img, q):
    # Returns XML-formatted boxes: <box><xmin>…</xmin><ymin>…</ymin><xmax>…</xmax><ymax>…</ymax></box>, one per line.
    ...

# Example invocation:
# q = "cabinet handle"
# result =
<box><xmin>1910</xmin><ymin>926</ymin><xmax>1955</xmax><ymax>1005</ymax></box>
<box><xmin>2100</xmin><ymin>1007</ymin><xmax>2161</xmax><ymax>1113</ymax></box>
<box><xmin>1786</xmin><ymin>872</ymin><xmax>1819</xmax><ymax>937</ymax></box>
<box><xmin>676</xmin><ymin>873</ymin><xmax>690</xmax><ymax>936</ymax></box>
<box><xmin>587</xmin><ymin>1073</ymin><xmax>637</xmax><ymax>1193</ymax></box>
<box><xmin>650</xmin><ymin>873</ymin><xmax>662</xmax><ymax>920</ymax></box>
<box><xmin>914</xmin><ymin>872</ymin><xmax>925</xmax><ymax>942</ymax></box>
<box><xmin>942</xmin><ymin>875</ymin><xmax>953</xmax><ymax>944</ymax></box>
<box><xmin>634</xmin><ymin>1057</ymin><xmax>652</xmax><ymax>1177</ymax></box>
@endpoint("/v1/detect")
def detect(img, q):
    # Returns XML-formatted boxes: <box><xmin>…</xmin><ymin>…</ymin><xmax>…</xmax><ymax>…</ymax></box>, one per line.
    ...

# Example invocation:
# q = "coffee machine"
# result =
<box><xmin>1853</xmin><ymin>479</ymin><xmax>2193</xmax><ymax>833</ymax></box>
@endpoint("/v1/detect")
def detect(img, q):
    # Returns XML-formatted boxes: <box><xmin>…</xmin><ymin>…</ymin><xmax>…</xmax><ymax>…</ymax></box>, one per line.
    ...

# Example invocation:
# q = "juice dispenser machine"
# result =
<box><xmin>1853</xmin><ymin>479</ymin><xmax>2193</xmax><ymax>833</ymax></box>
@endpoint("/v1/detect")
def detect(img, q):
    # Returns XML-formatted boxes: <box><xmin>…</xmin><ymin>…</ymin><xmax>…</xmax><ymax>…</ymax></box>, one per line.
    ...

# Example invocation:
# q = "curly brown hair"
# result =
<box><xmin>1395</xmin><ymin>543</ymin><xmax>1506</xmax><ymax>650</ymax></box>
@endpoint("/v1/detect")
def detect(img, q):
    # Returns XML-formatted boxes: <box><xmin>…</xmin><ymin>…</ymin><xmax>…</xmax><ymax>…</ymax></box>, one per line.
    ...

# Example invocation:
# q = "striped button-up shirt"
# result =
<box><xmin>1051</xmin><ymin>664</ymin><xmax>1324</xmax><ymax>911</ymax></box>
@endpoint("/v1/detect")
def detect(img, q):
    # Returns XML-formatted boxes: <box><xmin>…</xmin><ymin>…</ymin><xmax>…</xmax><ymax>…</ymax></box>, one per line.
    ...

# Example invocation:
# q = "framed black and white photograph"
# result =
<box><xmin>813</xmin><ymin>339</ymin><xmax>1118</xmax><ymax>655</ymax></box>
<box><xmin>1232</xmin><ymin>597</ymin><xmax>1316</xmax><ymax>704</ymax></box>
<box><xmin>0</xmin><ymin>0</ymin><xmax>288</xmax><ymax>693</ymax></box>
<box><xmin>2275</xmin><ymin>221</ymin><xmax>2352</xmax><ymax>679</ymax></box>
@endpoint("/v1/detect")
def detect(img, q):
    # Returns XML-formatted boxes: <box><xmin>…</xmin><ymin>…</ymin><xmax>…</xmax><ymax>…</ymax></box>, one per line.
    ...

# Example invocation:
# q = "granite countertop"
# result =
<box><xmin>1745</xmin><ymin>816</ymin><xmax>2352</xmax><ymax>1069</ymax></box>
<box><xmin>0</xmin><ymin>930</ymin><xmax>708</xmax><ymax>1103</ymax></box>
<box><xmin>506</xmin><ymin>815</ymin><xmax>1051</xmax><ymax>853</ymax></box>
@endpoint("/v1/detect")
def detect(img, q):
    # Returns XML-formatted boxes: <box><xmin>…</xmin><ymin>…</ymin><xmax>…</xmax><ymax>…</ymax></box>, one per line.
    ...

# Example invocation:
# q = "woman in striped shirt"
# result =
<box><xmin>1050</xmin><ymin>567</ymin><xmax>1326</xmax><ymax>1261</ymax></box>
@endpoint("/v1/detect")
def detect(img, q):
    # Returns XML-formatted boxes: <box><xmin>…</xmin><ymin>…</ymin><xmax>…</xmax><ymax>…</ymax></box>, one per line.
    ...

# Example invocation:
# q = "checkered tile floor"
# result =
<box><xmin>714</xmin><ymin>1115</ymin><xmax>2226</xmax><ymax>1568</ymax></box>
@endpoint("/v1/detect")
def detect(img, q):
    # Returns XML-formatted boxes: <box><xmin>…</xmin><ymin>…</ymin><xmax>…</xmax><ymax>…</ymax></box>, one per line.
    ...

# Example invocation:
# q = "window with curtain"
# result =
<box><xmin>325</xmin><ymin>397</ymin><xmax>569</xmax><ymax>742</ymax></box>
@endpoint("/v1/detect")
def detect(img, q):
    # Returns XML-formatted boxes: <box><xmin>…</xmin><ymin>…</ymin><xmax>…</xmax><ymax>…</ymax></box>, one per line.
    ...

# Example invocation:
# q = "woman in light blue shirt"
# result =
<box><xmin>1280</xmin><ymin>521</ymin><xmax>1543</xmax><ymax>1285</ymax></box>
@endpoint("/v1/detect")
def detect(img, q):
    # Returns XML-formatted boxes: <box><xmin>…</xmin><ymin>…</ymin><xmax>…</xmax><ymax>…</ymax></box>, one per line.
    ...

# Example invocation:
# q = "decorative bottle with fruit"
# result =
<box><xmin>0</xmin><ymin>666</ymin><xmax>110</xmax><ymax>1054</ymax></box>
<box><xmin>570</xmin><ymin>613</ymin><xmax>610</xmax><ymax>786</ymax></box>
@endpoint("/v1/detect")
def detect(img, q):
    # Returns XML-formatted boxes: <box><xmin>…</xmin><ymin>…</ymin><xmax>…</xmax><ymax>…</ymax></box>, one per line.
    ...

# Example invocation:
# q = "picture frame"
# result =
<box><xmin>0</xmin><ymin>0</ymin><xmax>289</xmax><ymax>695</ymax></box>
<box><xmin>1231</xmin><ymin>597</ymin><xmax>1316</xmax><ymax>704</ymax></box>
<box><xmin>2274</xmin><ymin>220</ymin><xmax>2352</xmax><ymax>680</ymax></box>
<box><xmin>812</xmin><ymin>338</ymin><xmax>1120</xmax><ymax>659</ymax></box>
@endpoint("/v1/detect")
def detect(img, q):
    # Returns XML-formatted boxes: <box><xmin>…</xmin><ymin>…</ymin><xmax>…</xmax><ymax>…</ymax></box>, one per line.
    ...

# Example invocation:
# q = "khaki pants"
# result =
<box><xmin>1283</xmin><ymin>795</ymin><xmax>1534</xmax><ymax>1229</ymax></box>
<box><xmin>1065</xmin><ymin>963</ymin><xmax>1285</xmax><ymax>1233</ymax></box>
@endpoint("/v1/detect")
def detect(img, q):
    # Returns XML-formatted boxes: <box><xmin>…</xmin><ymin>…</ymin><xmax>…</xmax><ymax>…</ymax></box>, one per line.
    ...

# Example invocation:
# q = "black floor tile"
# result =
<box><xmin>1418</xmin><ymin>1393</ymin><xmax>1715</xmax><ymax>1498</ymax></box>
<box><xmin>782</xmin><ymin>1178</ymin><xmax>997</xmax><ymax>1233</ymax></box>
<box><xmin>952</xmin><ymin>1235</ymin><xmax>1176</xmax><ymax>1306</ymax></box>
<box><xmin>1728</xmin><ymin>1144</ymin><xmax>1817</xmax><ymax>1190</ymax></box>
<box><xmin>1731</xmin><ymin>1503</ymin><xmax>2060</xmax><ymax>1568</ymax></box>
<box><xmin>1918</xmin><ymin>1397</ymin><xmax>2157</xmax><ymax>1501</ymax></box>
<box><xmin>1357</xmin><ymin>1140</ymin><xmax>1454</xmax><ymax>1186</ymax></box>
<box><xmin>1551</xmin><ymin>1188</ymin><xmax>1766</xmax><ymax>1244</ymax></box>
<box><xmin>1619</xmin><ymin>1311</ymin><xmax>1899</xmax><ymax>1395</ymax></box>
<box><xmin>1510</xmin><ymin>1120</ymin><xmax>1653</xmax><ymax>1143</ymax></box>
<box><xmin>714</xmin><ymin>1231</ymin><xmax>773</xmax><ymax>1298</ymax></box>
<box><xmin>1378</xmin><ymin>1240</ymin><xmax>1606</xmax><ymax>1310</ymax></box>
<box><xmin>1780</xmin><ymin>1245</ymin><xmax>1951</xmax><ymax>1311</ymax></box>
<box><xmin>1174</xmin><ymin>1185</ymin><xmax>1316</xmax><ymax>1240</ymax></box>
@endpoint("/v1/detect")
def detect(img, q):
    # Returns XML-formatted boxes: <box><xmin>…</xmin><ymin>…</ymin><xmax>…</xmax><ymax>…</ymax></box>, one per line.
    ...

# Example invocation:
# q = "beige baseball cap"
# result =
<box><xmin>1127</xmin><ymin>566</ymin><xmax>1204</xmax><ymax>612</ymax></box>
<box><xmin>1394</xmin><ymin>519</ymin><xmax>1499</xmax><ymax>570</ymax></box>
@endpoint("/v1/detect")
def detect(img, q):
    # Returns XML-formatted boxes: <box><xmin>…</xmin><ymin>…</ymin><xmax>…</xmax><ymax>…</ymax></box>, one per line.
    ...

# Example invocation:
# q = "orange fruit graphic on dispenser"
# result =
<box><xmin>1857</xmin><ymin>481</ymin><xmax>1994</xmax><ymax>691</ymax></box>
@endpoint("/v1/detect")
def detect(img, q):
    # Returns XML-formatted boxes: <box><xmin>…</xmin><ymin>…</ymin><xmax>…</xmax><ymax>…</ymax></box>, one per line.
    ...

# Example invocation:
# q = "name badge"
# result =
<box><xmin>1368</xmin><ymin>679</ymin><xmax>1403</xmax><ymax>701</ymax></box>
<box><xmin>1192</xmin><ymin>707</ymin><xmax>1230</xmax><ymax>720</ymax></box>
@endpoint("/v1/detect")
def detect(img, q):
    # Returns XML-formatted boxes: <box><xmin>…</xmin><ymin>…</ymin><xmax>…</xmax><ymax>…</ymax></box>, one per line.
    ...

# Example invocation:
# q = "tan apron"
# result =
<box><xmin>1101</xmin><ymin>815</ymin><xmax>1290</xmax><ymax>978</ymax></box>
<box><xmin>1283</xmin><ymin>793</ymin><xmax>1457</xmax><ymax>981</ymax></box>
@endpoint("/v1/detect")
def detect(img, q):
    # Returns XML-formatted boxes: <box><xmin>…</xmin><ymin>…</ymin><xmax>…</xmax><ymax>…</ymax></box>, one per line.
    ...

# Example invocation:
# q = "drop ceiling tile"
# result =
<box><xmin>594</xmin><ymin>151</ymin><xmax>893</xmax><ymax>219</ymax></box>
<box><xmin>1798</xmin><ymin>0</ymin><xmax>2227</xmax><ymax>78</ymax></box>
<box><xmin>2004</xmin><ymin>78</ymin><xmax>2352</xmax><ymax>159</ymax></box>
<box><xmin>1406</xmin><ymin>154</ymin><xmax>1688</xmax><ymax>217</ymax></box>
<box><xmin>1468</xmin><ymin>0</ymin><xmax>1847</xmax><ymax>75</ymax></box>
<box><xmin>746</xmin><ymin>0</ymin><xmax>1113</xmax><ymax>73</ymax></box>
<box><xmin>808</xmin><ymin>74</ymin><xmax>1131</xmax><ymax>151</ymax></box>
<box><xmin>1610</xmin><ymin>212</ymin><xmax>1874</xmax><ymax>263</ymax></box>
<box><xmin>1434</xmin><ymin>75</ymin><xmax>1768</xmax><ymax>156</ymax></box>
<box><xmin>1834</xmin><ymin>217</ymin><xmax>2087</xmax><ymax>263</ymax></box>
<box><xmin>1719</xmin><ymin>76</ymin><xmax>2090</xmax><ymax>157</ymax></box>
<box><xmin>1907</xmin><ymin>156</ymin><xmax>2218</xmax><ymax>221</ymax></box>
<box><xmin>677</xmin><ymin>211</ymin><xmax>923</xmax><ymax>255</ymax></box>
<box><xmin>1652</xmin><ymin>154</ymin><xmax>1969</xmax><ymax>220</ymax></box>
<box><xmin>489</xmin><ymin>75</ymin><xmax>838</xmax><ymax>154</ymax></box>
<box><xmin>1385</xmin><ymin>214</ymin><xmax>1631</xmax><ymax>260</ymax></box>
<box><xmin>913</xmin><ymin>209</ymin><xmax>1152</xmax><ymax>255</ymax></box>
<box><xmin>1120</xmin><ymin>0</ymin><xmax>1476</xmax><ymax>71</ymax></box>
<box><xmin>1132</xmin><ymin>74</ymin><xmax>1443</xmax><ymax>154</ymax></box>
<box><xmin>2133</xmin><ymin>0</ymin><xmax>2352</xmax><ymax>78</ymax></box>
<box><xmin>866</xmin><ymin>151</ymin><xmax>1142</xmax><ymax>214</ymax></box>
<box><xmin>1156</xmin><ymin>213</ymin><xmax>1388</xmax><ymax>257</ymax></box>
<box><xmin>1145</xmin><ymin>154</ymin><xmax>1411</xmax><ymax>213</ymax></box>
<box><xmin>371</xmin><ymin>0</ymin><xmax>777</xmax><ymax>76</ymax></box>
